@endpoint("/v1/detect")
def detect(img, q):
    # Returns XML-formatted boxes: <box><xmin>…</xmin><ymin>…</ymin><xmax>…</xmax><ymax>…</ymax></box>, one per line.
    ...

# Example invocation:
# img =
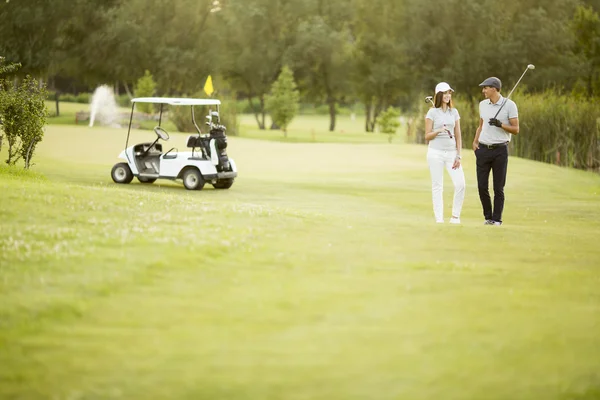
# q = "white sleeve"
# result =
<box><xmin>507</xmin><ymin>100</ymin><xmax>518</xmax><ymax>119</ymax></box>
<box><xmin>454</xmin><ymin>108</ymin><xmax>460</xmax><ymax>121</ymax></box>
<box><xmin>425</xmin><ymin>108</ymin><xmax>435</xmax><ymax>120</ymax></box>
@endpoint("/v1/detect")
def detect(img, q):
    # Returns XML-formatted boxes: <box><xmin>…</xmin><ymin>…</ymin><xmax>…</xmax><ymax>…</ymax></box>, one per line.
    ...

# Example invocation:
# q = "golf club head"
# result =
<box><xmin>425</xmin><ymin>96</ymin><xmax>433</xmax><ymax>104</ymax></box>
<box><xmin>527</xmin><ymin>64</ymin><xmax>535</xmax><ymax>70</ymax></box>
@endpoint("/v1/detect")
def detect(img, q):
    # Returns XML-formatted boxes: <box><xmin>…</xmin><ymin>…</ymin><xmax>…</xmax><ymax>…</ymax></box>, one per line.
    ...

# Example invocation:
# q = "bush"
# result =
<box><xmin>377</xmin><ymin>106</ymin><xmax>401</xmax><ymax>143</ymax></box>
<box><xmin>169</xmin><ymin>104</ymin><xmax>203</xmax><ymax>133</ymax></box>
<box><xmin>266</xmin><ymin>66</ymin><xmax>300</xmax><ymax>136</ymax></box>
<box><xmin>116</xmin><ymin>94</ymin><xmax>131</xmax><ymax>108</ymax></box>
<box><xmin>76</xmin><ymin>92</ymin><xmax>90</xmax><ymax>104</ymax></box>
<box><xmin>57</xmin><ymin>93</ymin><xmax>92</xmax><ymax>104</ymax></box>
<box><xmin>134</xmin><ymin>70</ymin><xmax>157</xmax><ymax>114</ymax></box>
<box><xmin>0</xmin><ymin>75</ymin><xmax>48</xmax><ymax>168</ymax></box>
<box><xmin>513</xmin><ymin>92</ymin><xmax>599</xmax><ymax>170</ymax></box>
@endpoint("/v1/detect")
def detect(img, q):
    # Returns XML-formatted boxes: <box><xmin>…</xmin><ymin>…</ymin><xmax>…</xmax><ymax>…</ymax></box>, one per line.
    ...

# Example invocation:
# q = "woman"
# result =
<box><xmin>424</xmin><ymin>82</ymin><xmax>465</xmax><ymax>224</ymax></box>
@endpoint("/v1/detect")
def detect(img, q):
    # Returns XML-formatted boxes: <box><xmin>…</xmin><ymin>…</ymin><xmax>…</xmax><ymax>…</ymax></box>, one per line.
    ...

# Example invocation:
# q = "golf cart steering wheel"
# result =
<box><xmin>154</xmin><ymin>126</ymin><xmax>170</xmax><ymax>141</ymax></box>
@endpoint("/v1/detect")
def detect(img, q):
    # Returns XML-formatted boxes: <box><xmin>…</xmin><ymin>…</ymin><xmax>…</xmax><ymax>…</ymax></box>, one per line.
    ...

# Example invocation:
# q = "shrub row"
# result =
<box><xmin>47</xmin><ymin>92</ymin><xmax>132</xmax><ymax>108</ymax></box>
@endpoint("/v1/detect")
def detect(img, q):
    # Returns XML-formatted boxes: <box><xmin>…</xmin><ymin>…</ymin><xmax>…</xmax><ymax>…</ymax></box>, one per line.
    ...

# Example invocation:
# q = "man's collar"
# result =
<box><xmin>489</xmin><ymin>95</ymin><xmax>504</xmax><ymax>105</ymax></box>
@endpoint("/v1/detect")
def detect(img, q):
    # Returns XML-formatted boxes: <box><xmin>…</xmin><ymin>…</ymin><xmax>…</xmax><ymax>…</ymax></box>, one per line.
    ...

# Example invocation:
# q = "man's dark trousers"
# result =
<box><xmin>475</xmin><ymin>144</ymin><xmax>508</xmax><ymax>222</ymax></box>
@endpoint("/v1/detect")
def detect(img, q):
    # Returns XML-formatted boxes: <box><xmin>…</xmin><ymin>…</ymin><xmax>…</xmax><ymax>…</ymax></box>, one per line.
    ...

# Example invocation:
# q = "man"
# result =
<box><xmin>472</xmin><ymin>77</ymin><xmax>519</xmax><ymax>225</ymax></box>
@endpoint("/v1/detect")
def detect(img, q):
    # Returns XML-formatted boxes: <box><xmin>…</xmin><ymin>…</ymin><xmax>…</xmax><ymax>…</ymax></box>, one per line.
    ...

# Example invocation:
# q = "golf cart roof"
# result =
<box><xmin>131</xmin><ymin>97</ymin><xmax>221</xmax><ymax>106</ymax></box>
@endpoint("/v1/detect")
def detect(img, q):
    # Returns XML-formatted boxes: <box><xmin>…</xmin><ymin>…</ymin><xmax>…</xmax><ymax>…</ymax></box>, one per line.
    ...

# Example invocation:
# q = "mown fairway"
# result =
<box><xmin>1</xmin><ymin>123</ymin><xmax>600</xmax><ymax>400</ymax></box>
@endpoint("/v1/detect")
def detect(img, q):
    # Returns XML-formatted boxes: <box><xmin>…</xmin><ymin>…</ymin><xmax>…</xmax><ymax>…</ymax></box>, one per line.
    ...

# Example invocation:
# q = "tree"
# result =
<box><xmin>350</xmin><ymin>0</ymin><xmax>411</xmax><ymax>132</ymax></box>
<box><xmin>288</xmin><ymin>13</ymin><xmax>353</xmax><ymax>132</ymax></box>
<box><xmin>266</xmin><ymin>66</ymin><xmax>300</xmax><ymax>137</ymax></box>
<box><xmin>0</xmin><ymin>60</ymin><xmax>48</xmax><ymax>168</ymax></box>
<box><xmin>218</xmin><ymin>0</ymin><xmax>304</xmax><ymax>129</ymax></box>
<box><xmin>134</xmin><ymin>70</ymin><xmax>157</xmax><ymax>114</ymax></box>
<box><xmin>572</xmin><ymin>5</ymin><xmax>600</xmax><ymax>97</ymax></box>
<box><xmin>376</xmin><ymin>106</ymin><xmax>401</xmax><ymax>143</ymax></box>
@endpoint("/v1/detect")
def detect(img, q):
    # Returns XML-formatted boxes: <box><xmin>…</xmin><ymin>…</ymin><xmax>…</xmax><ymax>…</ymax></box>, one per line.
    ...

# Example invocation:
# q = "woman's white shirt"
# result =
<box><xmin>425</xmin><ymin>107</ymin><xmax>460</xmax><ymax>151</ymax></box>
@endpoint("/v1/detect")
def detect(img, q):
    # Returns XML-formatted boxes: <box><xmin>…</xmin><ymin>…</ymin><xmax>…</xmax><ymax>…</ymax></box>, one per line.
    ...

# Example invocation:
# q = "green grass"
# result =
<box><xmin>237</xmin><ymin>113</ymin><xmax>404</xmax><ymax>143</ymax></box>
<box><xmin>1</xmin><ymin>123</ymin><xmax>600</xmax><ymax>399</ymax></box>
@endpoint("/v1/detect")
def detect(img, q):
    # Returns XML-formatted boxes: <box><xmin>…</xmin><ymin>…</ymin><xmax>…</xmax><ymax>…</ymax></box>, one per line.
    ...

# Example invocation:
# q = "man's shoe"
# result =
<box><xmin>449</xmin><ymin>217</ymin><xmax>461</xmax><ymax>224</ymax></box>
<box><xmin>484</xmin><ymin>219</ymin><xmax>502</xmax><ymax>226</ymax></box>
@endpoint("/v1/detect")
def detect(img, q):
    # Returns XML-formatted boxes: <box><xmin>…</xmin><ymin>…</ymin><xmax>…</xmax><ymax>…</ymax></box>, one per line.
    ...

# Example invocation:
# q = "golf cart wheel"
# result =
<box><xmin>182</xmin><ymin>168</ymin><xmax>205</xmax><ymax>190</ymax></box>
<box><xmin>212</xmin><ymin>179</ymin><xmax>234</xmax><ymax>189</ymax></box>
<box><xmin>111</xmin><ymin>163</ymin><xmax>134</xmax><ymax>184</ymax></box>
<box><xmin>137</xmin><ymin>176</ymin><xmax>157</xmax><ymax>184</ymax></box>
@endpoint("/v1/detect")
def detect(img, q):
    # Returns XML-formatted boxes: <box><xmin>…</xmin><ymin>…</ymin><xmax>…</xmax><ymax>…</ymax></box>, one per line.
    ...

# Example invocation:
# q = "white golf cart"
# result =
<box><xmin>111</xmin><ymin>97</ymin><xmax>237</xmax><ymax>190</ymax></box>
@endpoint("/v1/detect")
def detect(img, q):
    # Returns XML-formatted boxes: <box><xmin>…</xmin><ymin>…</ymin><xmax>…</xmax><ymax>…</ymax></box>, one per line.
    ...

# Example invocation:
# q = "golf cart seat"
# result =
<box><xmin>186</xmin><ymin>135</ymin><xmax>202</xmax><ymax>148</ymax></box>
<box><xmin>186</xmin><ymin>134</ymin><xmax>207</xmax><ymax>160</ymax></box>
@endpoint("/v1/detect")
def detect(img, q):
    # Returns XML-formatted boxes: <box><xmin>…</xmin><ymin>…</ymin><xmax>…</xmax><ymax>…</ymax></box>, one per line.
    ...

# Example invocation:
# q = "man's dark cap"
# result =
<box><xmin>479</xmin><ymin>77</ymin><xmax>502</xmax><ymax>90</ymax></box>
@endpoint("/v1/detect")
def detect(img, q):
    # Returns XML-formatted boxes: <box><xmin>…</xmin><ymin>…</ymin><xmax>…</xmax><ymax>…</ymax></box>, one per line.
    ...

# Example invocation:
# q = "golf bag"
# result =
<box><xmin>207</xmin><ymin>127</ymin><xmax>231</xmax><ymax>172</ymax></box>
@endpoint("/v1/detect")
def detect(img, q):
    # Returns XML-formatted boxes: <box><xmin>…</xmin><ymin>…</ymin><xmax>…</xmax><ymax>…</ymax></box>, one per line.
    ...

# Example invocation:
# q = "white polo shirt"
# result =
<box><xmin>479</xmin><ymin>95</ymin><xmax>518</xmax><ymax>144</ymax></box>
<box><xmin>425</xmin><ymin>107</ymin><xmax>460</xmax><ymax>151</ymax></box>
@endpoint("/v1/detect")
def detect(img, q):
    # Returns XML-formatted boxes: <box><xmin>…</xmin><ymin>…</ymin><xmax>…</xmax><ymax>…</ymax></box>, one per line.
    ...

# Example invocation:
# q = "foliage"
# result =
<box><xmin>217</xmin><ymin>0</ymin><xmax>301</xmax><ymax>130</ymax></box>
<box><xmin>169</xmin><ymin>104</ymin><xmax>200</xmax><ymax>133</ymax></box>
<box><xmin>218</xmin><ymin>94</ymin><xmax>240</xmax><ymax>136</ymax></box>
<box><xmin>0</xmin><ymin>57</ymin><xmax>21</xmax><ymax>78</ymax></box>
<box><xmin>0</xmin><ymin>75</ymin><xmax>48</xmax><ymax>168</ymax></box>
<box><xmin>266</xmin><ymin>66</ymin><xmax>300</xmax><ymax>136</ymax></box>
<box><xmin>513</xmin><ymin>92</ymin><xmax>600</xmax><ymax>170</ymax></box>
<box><xmin>376</xmin><ymin>106</ymin><xmax>401</xmax><ymax>143</ymax></box>
<box><xmin>287</xmin><ymin>1</ymin><xmax>353</xmax><ymax>131</ymax></box>
<box><xmin>351</xmin><ymin>0</ymin><xmax>410</xmax><ymax>131</ymax></box>
<box><xmin>168</xmin><ymin>95</ymin><xmax>238</xmax><ymax>136</ymax></box>
<box><xmin>571</xmin><ymin>5</ymin><xmax>600</xmax><ymax>97</ymax></box>
<box><xmin>134</xmin><ymin>70</ymin><xmax>157</xmax><ymax>114</ymax></box>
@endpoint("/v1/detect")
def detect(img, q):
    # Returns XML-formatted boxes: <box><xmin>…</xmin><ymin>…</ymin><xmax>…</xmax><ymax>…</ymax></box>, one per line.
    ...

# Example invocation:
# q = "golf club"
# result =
<box><xmin>493</xmin><ymin>64</ymin><xmax>535</xmax><ymax>119</ymax></box>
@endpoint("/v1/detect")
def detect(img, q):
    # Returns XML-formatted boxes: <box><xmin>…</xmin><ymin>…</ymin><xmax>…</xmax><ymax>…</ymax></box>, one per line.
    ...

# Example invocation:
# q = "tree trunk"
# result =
<box><xmin>55</xmin><ymin>92</ymin><xmax>60</xmax><ymax>117</ymax></box>
<box><xmin>370</xmin><ymin>99</ymin><xmax>384</xmax><ymax>132</ymax></box>
<box><xmin>260</xmin><ymin>96</ymin><xmax>266</xmax><ymax>130</ymax></box>
<box><xmin>24</xmin><ymin>138</ymin><xmax>36</xmax><ymax>169</ymax></box>
<box><xmin>365</xmin><ymin>98</ymin><xmax>372</xmax><ymax>132</ymax></box>
<box><xmin>123</xmin><ymin>81</ymin><xmax>133</xmax><ymax>99</ymax></box>
<box><xmin>248</xmin><ymin>97</ymin><xmax>265</xmax><ymax>130</ymax></box>
<box><xmin>328</xmin><ymin>98</ymin><xmax>336</xmax><ymax>132</ymax></box>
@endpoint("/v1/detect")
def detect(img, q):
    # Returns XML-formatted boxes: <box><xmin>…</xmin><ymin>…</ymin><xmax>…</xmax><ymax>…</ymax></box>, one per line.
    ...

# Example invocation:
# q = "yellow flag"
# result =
<box><xmin>204</xmin><ymin>75</ymin><xmax>214</xmax><ymax>96</ymax></box>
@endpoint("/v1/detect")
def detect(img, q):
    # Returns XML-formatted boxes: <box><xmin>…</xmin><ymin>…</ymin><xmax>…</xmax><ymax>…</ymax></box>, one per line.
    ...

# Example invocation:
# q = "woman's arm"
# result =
<box><xmin>452</xmin><ymin>119</ymin><xmax>462</xmax><ymax>169</ymax></box>
<box><xmin>424</xmin><ymin>118</ymin><xmax>443</xmax><ymax>141</ymax></box>
<box><xmin>454</xmin><ymin>119</ymin><xmax>462</xmax><ymax>155</ymax></box>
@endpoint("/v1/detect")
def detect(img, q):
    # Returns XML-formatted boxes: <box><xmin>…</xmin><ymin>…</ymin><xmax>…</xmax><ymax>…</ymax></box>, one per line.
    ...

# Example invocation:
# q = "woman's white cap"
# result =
<box><xmin>435</xmin><ymin>82</ymin><xmax>454</xmax><ymax>94</ymax></box>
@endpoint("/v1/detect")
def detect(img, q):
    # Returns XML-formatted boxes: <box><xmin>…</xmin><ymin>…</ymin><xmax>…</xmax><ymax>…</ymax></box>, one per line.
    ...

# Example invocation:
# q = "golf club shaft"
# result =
<box><xmin>493</xmin><ymin>66</ymin><xmax>532</xmax><ymax>119</ymax></box>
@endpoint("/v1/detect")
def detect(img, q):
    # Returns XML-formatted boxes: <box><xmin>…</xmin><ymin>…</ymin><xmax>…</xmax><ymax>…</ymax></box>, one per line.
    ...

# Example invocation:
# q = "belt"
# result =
<box><xmin>479</xmin><ymin>142</ymin><xmax>508</xmax><ymax>149</ymax></box>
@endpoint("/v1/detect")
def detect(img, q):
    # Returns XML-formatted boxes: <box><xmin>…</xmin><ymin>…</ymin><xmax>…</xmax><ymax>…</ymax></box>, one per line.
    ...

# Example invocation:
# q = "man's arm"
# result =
<box><xmin>501</xmin><ymin>117</ymin><xmax>519</xmax><ymax>135</ymax></box>
<box><xmin>473</xmin><ymin>118</ymin><xmax>483</xmax><ymax>150</ymax></box>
